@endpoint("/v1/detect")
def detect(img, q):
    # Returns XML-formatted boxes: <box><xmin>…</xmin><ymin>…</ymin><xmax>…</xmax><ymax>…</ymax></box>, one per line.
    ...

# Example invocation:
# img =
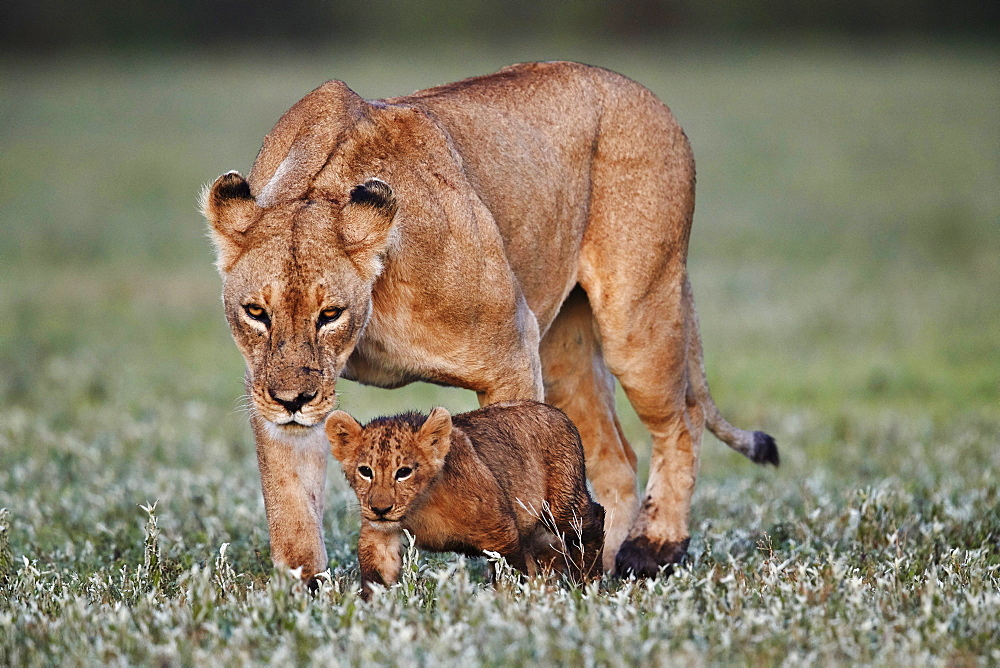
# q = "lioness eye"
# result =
<box><xmin>357</xmin><ymin>466</ymin><xmax>373</xmax><ymax>480</ymax></box>
<box><xmin>318</xmin><ymin>307</ymin><xmax>344</xmax><ymax>328</ymax></box>
<box><xmin>243</xmin><ymin>304</ymin><xmax>270</xmax><ymax>327</ymax></box>
<box><xmin>395</xmin><ymin>467</ymin><xmax>413</xmax><ymax>481</ymax></box>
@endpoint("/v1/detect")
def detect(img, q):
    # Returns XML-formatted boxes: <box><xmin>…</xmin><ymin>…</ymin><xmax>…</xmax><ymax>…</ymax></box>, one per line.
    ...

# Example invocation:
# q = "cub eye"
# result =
<box><xmin>394</xmin><ymin>466</ymin><xmax>413</xmax><ymax>481</ymax></box>
<box><xmin>318</xmin><ymin>307</ymin><xmax>344</xmax><ymax>328</ymax></box>
<box><xmin>243</xmin><ymin>303</ymin><xmax>270</xmax><ymax>326</ymax></box>
<box><xmin>357</xmin><ymin>465</ymin><xmax>373</xmax><ymax>480</ymax></box>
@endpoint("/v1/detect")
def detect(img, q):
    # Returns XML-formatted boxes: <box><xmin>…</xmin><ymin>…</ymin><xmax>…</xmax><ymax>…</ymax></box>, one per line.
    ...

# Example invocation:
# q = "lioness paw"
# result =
<box><xmin>614</xmin><ymin>536</ymin><xmax>690</xmax><ymax>579</ymax></box>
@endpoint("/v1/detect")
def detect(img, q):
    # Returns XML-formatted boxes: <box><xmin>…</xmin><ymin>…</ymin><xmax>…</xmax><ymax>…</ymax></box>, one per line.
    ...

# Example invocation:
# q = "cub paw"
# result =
<box><xmin>614</xmin><ymin>535</ymin><xmax>690</xmax><ymax>578</ymax></box>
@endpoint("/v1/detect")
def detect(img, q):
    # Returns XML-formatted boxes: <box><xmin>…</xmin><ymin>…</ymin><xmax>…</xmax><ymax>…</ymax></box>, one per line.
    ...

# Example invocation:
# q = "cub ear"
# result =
<box><xmin>417</xmin><ymin>407</ymin><xmax>452</xmax><ymax>467</ymax></box>
<box><xmin>339</xmin><ymin>178</ymin><xmax>399</xmax><ymax>280</ymax></box>
<box><xmin>325</xmin><ymin>410</ymin><xmax>363</xmax><ymax>463</ymax></box>
<box><xmin>201</xmin><ymin>171</ymin><xmax>257</xmax><ymax>273</ymax></box>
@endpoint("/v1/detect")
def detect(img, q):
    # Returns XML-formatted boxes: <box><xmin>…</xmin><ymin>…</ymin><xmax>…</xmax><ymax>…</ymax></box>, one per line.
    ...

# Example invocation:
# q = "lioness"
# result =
<box><xmin>203</xmin><ymin>61</ymin><xmax>777</xmax><ymax>579</ymax></box>
<box><xmin>326</xmin><ymin>401</ymin><xmax>605</xmax><ymax>598</ymax></box>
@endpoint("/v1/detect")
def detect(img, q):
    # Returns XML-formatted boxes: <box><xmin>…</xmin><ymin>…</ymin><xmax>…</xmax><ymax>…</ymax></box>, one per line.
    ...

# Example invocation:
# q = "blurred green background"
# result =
<box><xmin>1</xmin><ymin>9</ymin><xmax>998</xmax><ymax>659</ymax></box>
<box><xmin>1</xmin><ymin>2</ymin><xmax>997</xmax><ymax>568</ymax></box>
<box><xmin>3</xmin><ymin>0</ymin><xmax>997</xmax><ymax>50</ymax></box>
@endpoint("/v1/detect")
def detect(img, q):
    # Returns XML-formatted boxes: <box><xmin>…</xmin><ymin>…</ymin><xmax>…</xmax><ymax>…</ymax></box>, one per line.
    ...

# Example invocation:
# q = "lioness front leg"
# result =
<box><xmin>357</xmin><ymin>523</ymin><xmax>402</xmax><ymax>600</ymax></box>
<box><xmin>252</xmin><ymin>414</ymin><xmax>329</xmax><ymax>581</ymax></box>
<box><xmin>473</xmin><ymin>291</ymin><xmax>545</xmax><ymax>406</ymax></box>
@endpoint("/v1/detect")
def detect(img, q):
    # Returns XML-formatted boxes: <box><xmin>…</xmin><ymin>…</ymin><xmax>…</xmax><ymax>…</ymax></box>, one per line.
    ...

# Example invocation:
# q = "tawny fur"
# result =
<box><xmin>203</xmin><ymin>62</ymin><xmax>777</xmax><ymax>579</ymax></box>
<box><xmin>327</xmin><ymin>401</ymin><xmax>605</xmax><ymax>599</ymax></box>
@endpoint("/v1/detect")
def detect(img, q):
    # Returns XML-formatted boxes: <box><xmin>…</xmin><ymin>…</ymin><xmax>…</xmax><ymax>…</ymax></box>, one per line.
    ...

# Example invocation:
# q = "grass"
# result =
<box><xmin>1</xmin><ymin>41</ymin><xmax>998</xmax><ymax>664</ymax></box>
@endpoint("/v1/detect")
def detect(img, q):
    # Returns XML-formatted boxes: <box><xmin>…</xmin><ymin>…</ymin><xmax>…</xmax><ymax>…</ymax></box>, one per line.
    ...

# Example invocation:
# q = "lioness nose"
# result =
<box><xmin>370</xmin><ymin>504</ymin><xmax>394</xmax><ymax>517</ymax></box>
<box><xmin>269</xmin><ymin>389</ymin><xmax>316</xmax><ymax>414</ymax></box>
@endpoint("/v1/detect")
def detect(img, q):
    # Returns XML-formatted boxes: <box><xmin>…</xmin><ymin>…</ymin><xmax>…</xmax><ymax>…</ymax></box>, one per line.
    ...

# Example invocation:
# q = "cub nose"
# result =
<box><xmin>269</xmin><ymin>389</ymin><xmax>317</xmax><ymax>414</ymax></box>
<box><xmin>370</xmin><ymin>504</ymin><xmax>394</xmax><ymax>518</ymax></box>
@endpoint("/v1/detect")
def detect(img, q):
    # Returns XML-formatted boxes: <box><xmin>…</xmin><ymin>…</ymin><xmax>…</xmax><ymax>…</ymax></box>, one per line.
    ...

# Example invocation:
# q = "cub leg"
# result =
<box><xmin>251</xmin><ymin>412</ymin><xmax>329</xmax><ymax>581</ymax></box>
<box><xmin>497</xmin><ymin>529</ymin><xmax>533</xmax><ymax>577</ymax></box>
<box><xmin>547</xmin><ymin>497</ymin><xmax>606</xmax><ymax>581</ymax></box>
<box><xmin>479</xmin><ymin>517</ymin><xmax>533</xmax><ymax>578</ymax></box>
<box><xmin>539</xmin><ymin>287</ymin><xmax>639</xmax><ymax>572</ymax></box>
<box><xmin>357</xmin><ymin>522</ymin><xmax>402</xmax><ymax>601</ymax></box>
<box><xmin>578</xmin><ymin>501</ymin><xmax>606</xmax><ymax>579</ymax></box>
<box><xmin>504</xmin><ymin>547</ymin><xmax>534</xmax><ymax>578</ymax></box>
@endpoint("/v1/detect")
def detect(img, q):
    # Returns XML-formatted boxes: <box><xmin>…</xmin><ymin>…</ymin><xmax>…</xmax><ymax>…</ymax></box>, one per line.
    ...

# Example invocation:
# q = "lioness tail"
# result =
<box><xmin>685</xmin><ymin>283</ymin><xmax>779</xmax><ymax>466</ymax></box>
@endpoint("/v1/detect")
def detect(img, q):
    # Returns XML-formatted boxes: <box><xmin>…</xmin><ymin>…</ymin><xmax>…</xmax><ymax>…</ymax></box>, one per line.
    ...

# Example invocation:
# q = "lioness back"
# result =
<box><xmin>395</xmin><ymin>62</ymin><xmax>685</xmax><ymax>330</ymax></box>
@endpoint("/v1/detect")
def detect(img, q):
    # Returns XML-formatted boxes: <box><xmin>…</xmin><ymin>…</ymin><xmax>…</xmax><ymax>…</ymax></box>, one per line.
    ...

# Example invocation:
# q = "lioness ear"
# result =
<box><xmin>417</xmin><ymin>407</ymin><xmax>452</xmax><ymax>466</ymax></box>
<box><xmin>339</xmin><ymin>178</ymin><xmax>399</xmax><ymax>279</ymax></box>
<box><xmin>325</xmin><ymin>410</ymin><xmax>363</xmax><ymax>463</ymax></box>
<box><xmin>202</xmin><ymin>171</ymin><xmax>257</xmax><ymax>273</ymax></box>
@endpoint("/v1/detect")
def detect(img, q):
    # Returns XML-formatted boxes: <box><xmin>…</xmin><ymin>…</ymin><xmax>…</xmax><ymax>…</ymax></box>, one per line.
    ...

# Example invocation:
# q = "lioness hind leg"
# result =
<box><xmin>539</xmin><ymin>287</ymin><xmax>640</xmax><ymax>573</ymax></box>
<box><xmin>578</xmin><ymin>80</ymin><xmax>706</xmax><ymax>576</ymax></box>
<box><xmin>591</xmin><ymin>273</ymin><xmax>706</xmax><ymax>577</ymax></box>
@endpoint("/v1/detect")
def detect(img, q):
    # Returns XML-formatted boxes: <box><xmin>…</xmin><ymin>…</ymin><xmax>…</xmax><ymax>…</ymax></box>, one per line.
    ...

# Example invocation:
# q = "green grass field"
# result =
<box><xmin>1</xmin><ymin>42</ymin><xmax>998</xmax><ymax>664</ymax></box>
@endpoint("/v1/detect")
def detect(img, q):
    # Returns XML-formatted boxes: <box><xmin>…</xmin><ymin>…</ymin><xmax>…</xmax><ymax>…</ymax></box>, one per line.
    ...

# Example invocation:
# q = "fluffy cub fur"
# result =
<box><xmin>326</xmin><ymin>400</ymin><xmax>605</xmax><ymax>599</ymax></box>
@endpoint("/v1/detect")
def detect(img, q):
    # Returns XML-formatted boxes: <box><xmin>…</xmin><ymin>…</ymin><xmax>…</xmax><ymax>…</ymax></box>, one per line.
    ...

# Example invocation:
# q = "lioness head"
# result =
<box><xmin>202</xmin><ymin>171</ymin><xmax>398</xmax><ymax>437</ymax></box>
<box><xmin>326</xmin><ymin>408</ymin><xmax>452</xmax><ymax>526</ymax></box>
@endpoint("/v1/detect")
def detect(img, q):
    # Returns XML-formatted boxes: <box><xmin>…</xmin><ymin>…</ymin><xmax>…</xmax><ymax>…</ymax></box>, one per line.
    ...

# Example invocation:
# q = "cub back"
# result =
<box><xmin>453</xmin><ymin>400</ymin><xmax>590</xmax><ymax>511</ymax></box>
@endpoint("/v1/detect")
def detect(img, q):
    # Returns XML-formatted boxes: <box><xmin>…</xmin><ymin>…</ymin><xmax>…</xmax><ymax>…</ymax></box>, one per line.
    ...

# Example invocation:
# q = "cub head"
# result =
<box><xmin>202</xmin><ymin>170</ymin><xmax>398</xmax><ymax>438</ymax></box>
<box><xmin>325</xmin><ymin>407</ymin><xmax>453</xmax><ymax>526</ymax></box>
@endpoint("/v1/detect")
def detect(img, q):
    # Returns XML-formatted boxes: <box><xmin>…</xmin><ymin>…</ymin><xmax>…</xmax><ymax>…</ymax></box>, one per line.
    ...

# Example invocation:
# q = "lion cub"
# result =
<box><xmin>326</xmin><ymin>400</ymin><xmax>605</xmax><ymax>599</ymax></box>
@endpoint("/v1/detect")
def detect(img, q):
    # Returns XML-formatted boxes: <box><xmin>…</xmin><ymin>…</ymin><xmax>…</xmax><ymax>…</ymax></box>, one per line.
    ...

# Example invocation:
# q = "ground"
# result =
<box><xmin>1</xmin><ymin>42</ymin><xmax>998</xmax><ymax>664</ymax></box>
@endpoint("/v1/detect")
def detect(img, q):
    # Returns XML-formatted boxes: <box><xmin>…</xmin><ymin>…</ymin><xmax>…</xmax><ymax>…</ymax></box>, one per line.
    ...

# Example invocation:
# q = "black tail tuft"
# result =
<box><xmin>751</xmin><ymin>431</ymin><xmax>780</xmax><ymax>466</ymax></box>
